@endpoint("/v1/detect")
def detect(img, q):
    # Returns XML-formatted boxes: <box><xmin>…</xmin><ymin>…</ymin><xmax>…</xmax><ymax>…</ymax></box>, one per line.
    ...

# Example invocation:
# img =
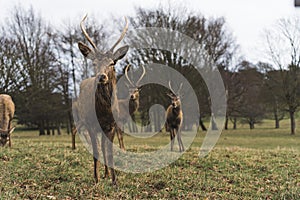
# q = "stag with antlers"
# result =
<box><xmin>75</xmin><ymin>15</ymin><xmax>128</xmax><ymax>185</ymax></box>
<box><xmin>116</xmin><ymin>64</ymin><xmax>145</xmax><ymax>151</ymax></box>
<box><xmin>165</xmin><ymin>81</ymin><xmax>184</xmax><ymax>152</ymax></box>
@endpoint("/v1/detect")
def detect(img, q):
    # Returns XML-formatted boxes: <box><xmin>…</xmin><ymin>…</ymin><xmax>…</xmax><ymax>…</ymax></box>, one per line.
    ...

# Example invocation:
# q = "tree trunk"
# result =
<box><xmin>52</xmin><ymin>124</ymin><xmax>55</xmax><ymax>135</ymax></box>
<box><xmin>249</xmin><ymin>121</ymin><xmax>255</xmax><ymax>129</ymax></box>
<box><xmin>154</xmin><ymin>110</ymin><xmax>161</xmax><ymax>132</ymax></box>
<box><xmin>211</xmin><ymin>113</ymin><xmax>218</xmax><ymax>130</ymax></box>
<box><xmin>233</xmin><ymin>117</ymin><xmax>237</xmax><ymax>129</ymax></box>
<box><xmin>67</xmin><ymin>110</ymin><xmax>73</xmax><ymax>135</ymax></box>
<box><xmin>289</xmin><ymin>110</ymin><xmax>296</xmax><ymax>135</ymax></box>
<box><xmin>274</xmin><ymin>109</ymin><xmax>280</xmax><ymax>129</ymax></box>
<box><xmin>39</xmin><ymin>121</ymin><xmax>45</xmax><ymax>135</ymax></box>
<box><xmin>224</xmin><ymin>115</ymin><xmax>228</xmax><ymax>130</ymax></box>
<box><xmin>72</xmin><ymin>126</ymin><xmax>76</xmax><ymax>150</ymax></box>
<box><xmin>66</xmin><ymin>120</ymin><xmax>71</xmax><ymax>135</ymax></box>
<box><xmin>57</xmin><ymin>124</ymin><xmax>61</xmax><ymax>135</ymax></box>
<box><xmin>46</xmin><ymin>121</ymin><xmax>51</xmax><ymax>135</ymax></box>
<box><xmin>199</xmin><ymin>117</ymin><xmax>207</xmax><ymax>131</ymax></box>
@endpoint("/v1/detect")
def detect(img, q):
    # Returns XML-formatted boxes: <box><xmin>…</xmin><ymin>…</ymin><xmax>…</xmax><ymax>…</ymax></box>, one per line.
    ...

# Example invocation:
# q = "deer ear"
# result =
<box><xmin>113</xmin><ymin>45</ymin><xmax>129</xmax><ymax>63</ymax></box>
<box><xmin>78</xmin><ymin>42</ymin><xmax>95</xmax><ymax>59</ymax></box>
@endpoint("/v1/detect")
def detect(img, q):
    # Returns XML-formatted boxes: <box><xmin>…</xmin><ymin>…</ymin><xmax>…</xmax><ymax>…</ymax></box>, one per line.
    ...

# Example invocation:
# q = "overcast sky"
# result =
<box><xmin>1</xmin><ymin>0</ymin><xmax>299</xmax><ymax>63</ymax></box>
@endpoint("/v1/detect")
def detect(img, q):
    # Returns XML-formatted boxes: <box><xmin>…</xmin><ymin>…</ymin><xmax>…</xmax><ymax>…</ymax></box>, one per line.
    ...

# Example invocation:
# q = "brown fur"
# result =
<box><xmin>74</xmin><ymin>15</ymin><xmax>128</xmax><ymax>185</ymax></box>
<box><xmin>165</xmin><ymin>82</ymin><xmax>184</xmax><ymax>152</ymax></box>
<box><xmin>0</xmin><ymin>94</ymin><xmax>15</xmax><ymax>147</ymax></box>
<box><xmin>117</xmin><ymin>89</ymin><xmax>140</xmax><ymax>150</ymax></box>
<box><xmin>116</xmin><ymin>65</ymin><xmax>145</xmax><ymax>151</ymax></box>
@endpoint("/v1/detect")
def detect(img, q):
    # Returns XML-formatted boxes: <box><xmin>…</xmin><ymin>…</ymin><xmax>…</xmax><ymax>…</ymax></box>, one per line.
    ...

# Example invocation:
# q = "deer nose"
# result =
<box><xmin>99</xmin><ymin>74</ymin><xmax>108</xmax><ymax>83</ymax></box>
<box><xmin>172</xmin><ymin>103</ymin><xmax>176</xmax><ymax>107</ymax></box>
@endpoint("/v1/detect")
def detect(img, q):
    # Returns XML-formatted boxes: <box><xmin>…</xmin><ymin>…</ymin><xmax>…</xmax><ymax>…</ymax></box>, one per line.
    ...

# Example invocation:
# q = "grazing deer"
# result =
<box><xmin>116</xmin><ymin>64</ymin><xmax>145</xmax><ymax>150</ymax></box>
<box><xmin>0</xmin><ymin>94</ymin><xmax>15</xmax><ymax>147</ymax></box>
<box><xmin>165</xmin><ymin>82</ymin><xmax>184</xmax><ymax>152</ymax></box>
<box><xmin>75</xmin><ymin>15</ymin><xmax>129</xmax><ymax>185</ymax></box>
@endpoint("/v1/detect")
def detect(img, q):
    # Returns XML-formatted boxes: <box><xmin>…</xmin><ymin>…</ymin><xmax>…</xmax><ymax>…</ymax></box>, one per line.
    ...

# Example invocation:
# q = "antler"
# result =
<box><xmin>136</xmin><ymin>65</ymin><xmax>146</xmax><ymax>87</ymax></box>
<box><xmin>80</xmin><ymin>14</ymin><xmax>98</xmax><ymax>50</ymax></box>
<box><xmin>168</xmin><ymin>81</ymin><xmax>183</xmax><ymax>96</ymax></box>
<box><xmin>168</xmin><ymin>81</ymin><xmax>176</xmax><ymax>95</ymax></box>
<box><xmin>110</xmin><ymin>17</ymin><xmax>128</xmax><ymax>52</ymax></box>
<box><xmin>177</xmin><ymin>83</ymin><xmax>183</xmax><ymax>95</ymax></box>
<box><xmin>125</xmin><ymin>64</ymin><xmax>135</xmax><ymax>87</ymax></box>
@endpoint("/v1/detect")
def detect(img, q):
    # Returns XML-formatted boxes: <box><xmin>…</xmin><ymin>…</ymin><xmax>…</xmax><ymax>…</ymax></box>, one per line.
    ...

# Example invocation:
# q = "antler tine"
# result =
<box><xmin>135</xmin><ymin>65</ymin><xmax>146</xmax><ymax>87</ymax></box>
<box><xmin>110</xmin><ymin>17</ymin><xmax>128</xmax><ymax>52</ymax></box>
<box><xmin>168</xmin><ymin>81</ymin><xmax>176</xmax><ymax>95</ymax></box>
<box><xmin>80</xmin><ymin>14</ymin><xmax>98</xmax><ymax>50</ymax></box>
<box><xmin>177</xmin><ymin>83</ymin><xmax>183</xmax><ymax>95</ymax></box>
<box><xmin>125</xmin><ymin>64</ymin><xmax>135</xmax><ymax>87</ymax></box>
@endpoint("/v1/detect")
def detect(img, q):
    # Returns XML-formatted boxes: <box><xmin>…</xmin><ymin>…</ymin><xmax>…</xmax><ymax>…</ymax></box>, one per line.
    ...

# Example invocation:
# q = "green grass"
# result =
<box><xmin>0</xmin><ymin>124</ymin><xmax>299</xmax><ymax>199</ymax></box>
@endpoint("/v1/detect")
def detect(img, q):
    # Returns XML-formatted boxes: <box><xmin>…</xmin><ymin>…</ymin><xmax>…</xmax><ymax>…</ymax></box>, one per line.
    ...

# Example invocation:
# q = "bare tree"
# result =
<box><xmin>3</xmin><ymin>5</ymin><xmax>67</xmax><ymax>134</ymax></box>
<box><xmin>264</xmin><ymin>17</ymin><xmax>300</xmax><ymax>135</ymax></box>
<box><xmin>0</xmin><ymin>35</ymin><xmax>23</xmax><ymax>93</ymax></box>
<box><xmin>235</xmin><ymin>61</ymin><xmax>265</xmax><ymax>129</ymax></box>
<box><xmin>126</xmin><ymin>5</ymin><xmax>238</xmax><ymax>132</ymax></box>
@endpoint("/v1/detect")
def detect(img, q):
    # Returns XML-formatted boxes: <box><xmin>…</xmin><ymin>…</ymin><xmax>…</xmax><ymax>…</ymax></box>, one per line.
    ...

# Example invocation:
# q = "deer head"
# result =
<box><xmin>78</xmin><ymin>15</ymin><xmax>129</xmax><ymax>84</ymax></box>
<box><xmin>167</xmin><ymin>81</ymin><xmax>183</xmax><ymax>109</ymax></box>
<box><xmin>124</xmin><ymin>64</ymin><xmax>146</xmax><ymax>101</ymax></box>
<box><xmin>0</xmin><ymin>127</ymin><xmax>15</xmax><ymax>146</ymax></box>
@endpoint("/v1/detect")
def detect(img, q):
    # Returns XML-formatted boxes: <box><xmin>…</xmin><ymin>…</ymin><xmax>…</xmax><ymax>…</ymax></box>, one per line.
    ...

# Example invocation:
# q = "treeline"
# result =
<box><xmin>0</xmin><ymin>4</ymin><xmax>299</xmax><ymax>135</ymax></box>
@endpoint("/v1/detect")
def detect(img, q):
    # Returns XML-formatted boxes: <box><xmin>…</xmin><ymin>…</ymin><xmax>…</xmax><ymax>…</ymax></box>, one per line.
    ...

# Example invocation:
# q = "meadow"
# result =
<box><xmin>0</xmin><ymin>120</ymin><xmax>299</xmax><ymax>199</ymax></box>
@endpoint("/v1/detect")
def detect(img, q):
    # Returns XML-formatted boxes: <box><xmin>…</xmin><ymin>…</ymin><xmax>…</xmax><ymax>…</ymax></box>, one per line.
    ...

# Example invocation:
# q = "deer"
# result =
<box><xmin>75</xmin><ymin>15</ymin><xmax>129</xmax><ymax>185</ymax></box>
<box><xmin>0</xmin><ymin>94</ymin><xmax>15</xmax><ymax>147</ymax></box>
<box><xmin>116</xmin><ymin>64</ymin><xmax>145</xmax><ymax>151</ymax></box>
<box><xmin>165</xmin><ymin>81</ymin><xmax>184</xmax><ymax>152</ymax></box>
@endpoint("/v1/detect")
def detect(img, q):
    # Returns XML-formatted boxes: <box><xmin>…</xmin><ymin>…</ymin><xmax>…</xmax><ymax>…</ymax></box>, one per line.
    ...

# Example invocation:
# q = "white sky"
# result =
<box><xmin>0</xmin><ymin>0</ymin><xmax>300</xmax><ymax>63</ymax></box>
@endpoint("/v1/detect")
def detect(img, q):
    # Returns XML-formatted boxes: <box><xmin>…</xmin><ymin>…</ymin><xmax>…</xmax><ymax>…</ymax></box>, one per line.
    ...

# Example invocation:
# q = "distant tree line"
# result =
<box><xmin>0</xmin><ymin>4</ymin><xmax>299</xmax><ymax>135</ymax></box>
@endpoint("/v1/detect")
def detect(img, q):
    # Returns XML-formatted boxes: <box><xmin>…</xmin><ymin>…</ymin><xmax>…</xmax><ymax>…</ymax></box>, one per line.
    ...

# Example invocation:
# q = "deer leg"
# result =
<box><xmin>116</xmin><ymin>126</ymin><xmax>125</xmax><ymax>151</ymax></box>
<box><xmin>101</xmin><ymin>134</ymin><xmax>109</xmax><ymax>179</ymax></box>
<box><xmin>8</xmin><ymin>122</ymin><xmax>11</xmax><ymax>147</ymax></box>
<box><xmin>170</xmin><ymin>129</ymin><xmax>175</xmax><ymax>151</ymax></box>
<box><xmin>89</xmin><ymin>131</ymin><xmax>100</xmax><ymax>183</ymax></box>
<box><xmin>107</xmin><ymin>129</ymin><xmax>116</xmax><ymax>185</ymax></box>
<box><xmin>177</xmin><ymin>129</ymin><xmax>184</xmax><ymax>152</ymax></box>
<box><xmin>180</xmin><ymin>131</ymin><xmax>184</xmax><ymax>152</ymax></box>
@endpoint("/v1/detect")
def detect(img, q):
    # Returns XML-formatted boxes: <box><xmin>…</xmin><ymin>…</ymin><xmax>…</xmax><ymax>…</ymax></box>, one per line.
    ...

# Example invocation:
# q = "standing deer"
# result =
<box><xmin>0</xmin><ymin>94</ymin><xmax>15</xmax><ymax>147</ymax></box>
<box><xmin>116</xmin><ymin>64</ymin><xmax>145</xmax><ymax>150</ymax></box>
<box><xmin>75</xmin><ymin>15</ymin><xmax>129</xmax><ymax>185</ymax></box>
<box><xmin>165</xmin><ymin>82</ymin><xmax>184</xmax><ymax>152</ymax></box>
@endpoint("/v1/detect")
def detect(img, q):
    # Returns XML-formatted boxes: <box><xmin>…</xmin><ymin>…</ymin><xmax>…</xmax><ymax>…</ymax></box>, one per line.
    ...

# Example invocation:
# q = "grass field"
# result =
<box><xmin>0</xmin><ymin>120</ymin><xmax>299</xmax><ymax>199</ymax></box>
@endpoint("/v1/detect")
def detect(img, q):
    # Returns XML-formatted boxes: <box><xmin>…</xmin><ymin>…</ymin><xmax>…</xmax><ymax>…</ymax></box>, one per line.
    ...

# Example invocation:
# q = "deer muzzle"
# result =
<box><xmin>98</xmin><ymin>73</ymin><xmax>108</xmax><ymax>84</ymax></box>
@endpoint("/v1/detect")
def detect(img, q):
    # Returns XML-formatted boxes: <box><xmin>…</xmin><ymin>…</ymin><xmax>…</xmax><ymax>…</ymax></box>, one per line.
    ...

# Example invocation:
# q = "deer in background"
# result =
<box><xmin>0</xmin><ymin>94</ymin><xmax>15</xmax><ymax>147</ymax></box>
<box><xmin>116</xmin><ymin>64</ymin><xmax>145</xmax><ymax>151</ymax></box>
<box><xmin>165</xmin><ymin>82</ymin><xmax>184</xmax><ymax>152</ymax></box>
<box><xmin>75</xmin><ymin>15</ymin><xmax>129</xmax><ymax>185</ymax></box>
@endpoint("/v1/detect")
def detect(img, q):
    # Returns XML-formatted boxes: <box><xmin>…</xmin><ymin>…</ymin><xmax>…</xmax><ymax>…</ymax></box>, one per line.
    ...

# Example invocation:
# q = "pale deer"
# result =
<box><xmin>165</xmin><ymin>82</ymin><xmax>184</xmax><ymax>152</ymax></box>
<box><xmin>75</xmin><ymin>15</ymin><xmax>129</xmax><ymax>185</ymax></box>
<box><xmin>0</xmin><ymin>94</ymin><xmax>15</xmax><ymax>147</ymax></box>
<box><xmin>116</xmin><ymin>64</ymin><xmax>145</xmax><ymax>150</ymax></box>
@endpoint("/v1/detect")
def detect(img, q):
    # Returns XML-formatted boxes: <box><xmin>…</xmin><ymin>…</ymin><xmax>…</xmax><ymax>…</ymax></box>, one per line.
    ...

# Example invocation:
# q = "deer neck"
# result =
<box><xmin>172</xmin><ymin>105</ymin><xmax>181</xmax><ymax>116</ymax></box>
<box><xmin>97</xmin><ymin>75</ymin><xmax>117</xmax><ymax>100</ymax></box>
<box><xmin>129</xmin><ymin>97</ymin><xmax>139</xmax><ymax>115</ymax></box>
